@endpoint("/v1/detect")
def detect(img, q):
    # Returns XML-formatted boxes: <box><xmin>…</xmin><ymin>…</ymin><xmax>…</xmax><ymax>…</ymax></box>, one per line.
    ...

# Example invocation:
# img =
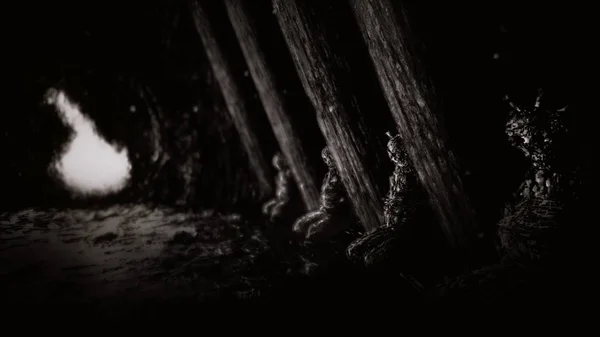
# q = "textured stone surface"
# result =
<box><xmin>0</xmin><ymin>205</ymin><xmax>270</xmax><ymax>308</ymax></box>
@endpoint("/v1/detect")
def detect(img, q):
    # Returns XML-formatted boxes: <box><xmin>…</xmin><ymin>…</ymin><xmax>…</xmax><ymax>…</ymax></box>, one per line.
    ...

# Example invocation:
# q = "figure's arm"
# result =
<box><xmin>292</xmin><ymin>211</ymin><xmax>323</xmax><ymax>235</ymax></box>
<box><xmin>262</xmin><ymin>199</ymin><xmax>277</xmax><ymax>216</ymax></box>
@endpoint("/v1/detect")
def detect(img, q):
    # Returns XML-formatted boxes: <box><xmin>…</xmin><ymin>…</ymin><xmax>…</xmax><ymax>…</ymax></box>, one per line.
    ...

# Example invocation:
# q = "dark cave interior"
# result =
<box><xmin>2</xmin><ymin>0</ymin><xmax>596</xmax><ymax>331</ymax></box>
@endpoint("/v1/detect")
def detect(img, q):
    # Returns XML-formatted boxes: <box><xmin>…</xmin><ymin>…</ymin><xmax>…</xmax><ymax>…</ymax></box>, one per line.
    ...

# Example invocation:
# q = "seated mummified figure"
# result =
<box><xmin>346</xmin><ymin>132</ymin><xmax>424</xmax><ymax>268</ymax></box>
<box><xmin>427</xmin><ymin>90</ymin><xmax>579</xmax><ymax>307</ymax></box>
<box><xmin>292</xmin><ymin>147</ymin><xmax>350</xmax><ymax>243</ymax></box>
<box><xmin>498</xmin><ymin>89</ymin><xmax>577</xmax><ymax>261</ymax></box>
<box><xmin>262</xmin><ymin>152</ymin><xmax>297</xmax><ymax>223</ymax></box>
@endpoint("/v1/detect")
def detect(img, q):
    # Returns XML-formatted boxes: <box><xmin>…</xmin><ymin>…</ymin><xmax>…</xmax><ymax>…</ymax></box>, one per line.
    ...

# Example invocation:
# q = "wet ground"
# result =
<box><xmin>0</xmin><ymin>204</ymin><xmax>422</xmax><ymax>331</ymax></box>
<box><xmin>1</xmin><ymin>204</ymin><xmax>579</xmax><ymax>331</ymax></box>
<box><xmin>0</xmin><ymin>206</ymin><xmax>274</xmax><ymax>314</ymax></box>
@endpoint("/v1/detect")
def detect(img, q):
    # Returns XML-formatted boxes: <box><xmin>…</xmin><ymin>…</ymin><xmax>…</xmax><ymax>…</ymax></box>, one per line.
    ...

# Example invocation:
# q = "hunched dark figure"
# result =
<box><xmin>262</xmin><ymin>152</ymin><xmax>297</xmax><ymax>223</ymax></box>
<box><xmin>292</xmin><ymin>147</ymin><xmax>350</xmax><ymax>243</ymax></box>
<box><xmin>346</xmin><ymin>132</ymin><xmax>424</xmax><ymax>268</ymax></box>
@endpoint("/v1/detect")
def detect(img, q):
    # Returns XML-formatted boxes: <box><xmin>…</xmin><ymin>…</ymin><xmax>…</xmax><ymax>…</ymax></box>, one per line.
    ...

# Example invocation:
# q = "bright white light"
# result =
<box><xmin>47</xmin><ymin>89</ymin><xmax>132</xmax><ymax>197</ymax></box>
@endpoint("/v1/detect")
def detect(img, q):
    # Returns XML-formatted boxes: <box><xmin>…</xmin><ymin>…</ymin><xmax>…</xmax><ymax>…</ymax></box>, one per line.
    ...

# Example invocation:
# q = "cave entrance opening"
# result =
<box><xmin>46</xmin><ymin>88</ymin><xmax>132</xmax><ymax>198</ymax></box>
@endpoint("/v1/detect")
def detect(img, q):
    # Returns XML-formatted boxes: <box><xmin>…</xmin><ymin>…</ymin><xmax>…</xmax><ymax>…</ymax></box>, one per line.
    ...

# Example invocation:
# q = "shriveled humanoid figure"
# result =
<box><xmin>429</xmin><ymin>89</ymin><xmax>581</xmax><ymax>306</ymax></box>
<box><xmin>498</xmin><ymin>89</ymin><xmax>577</xmax><ymax>260</ymax></box>
<box><xmin>262</xmin><ymin>152</ymin><xmax>297</xmax><ymax>223</ymax></box>
<box><xmin>292</xmin><ymin>147</ymin><xmax>350</xmax><ymax>243</ymax></box>
<box><xmin>346</xmin><ymin>132</ymin><xmax>424</xmax><ymax>267</ymax></box>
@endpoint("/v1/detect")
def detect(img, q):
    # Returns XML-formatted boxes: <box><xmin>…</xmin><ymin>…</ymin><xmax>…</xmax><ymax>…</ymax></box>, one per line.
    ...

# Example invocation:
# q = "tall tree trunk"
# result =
<box><xmin>273</xmin><ymin>0</ymin><xmax>390</xmax><ymax>231</ymax></box>
<box><xmin>189</xmin><ymin>0</ymin><xmax>273</xmax><ymax>198</ymax></box>
<box><xmin>349</xmin><ymin>0</ymin><xmax>478</xmax><ymax>250</ymax></box>
<box><xmin>224</xmin><ymin>0</ymin><xmax>321</xmax><ymax>211</ymax></box>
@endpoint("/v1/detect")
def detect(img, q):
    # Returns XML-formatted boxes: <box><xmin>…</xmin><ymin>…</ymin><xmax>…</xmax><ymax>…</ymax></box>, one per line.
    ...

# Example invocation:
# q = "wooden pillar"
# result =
<box><xmin>189</xmin><ymin>0</ymin><xmax>273</xmax><ymax>197</ymax></box>
<box><xmin>224</xmin><ymin>0</ymin><xmax>321</xmax><ymax>211</ymax></box>
<box><xmin>349</xmin><ymin>0</ymin><xmax>478</xmax><ymax>250</ymax></box>
<box><xmin>272</xmin><ymin>0</ymin><xmax>389</xmax><ymax>231</ymax></box>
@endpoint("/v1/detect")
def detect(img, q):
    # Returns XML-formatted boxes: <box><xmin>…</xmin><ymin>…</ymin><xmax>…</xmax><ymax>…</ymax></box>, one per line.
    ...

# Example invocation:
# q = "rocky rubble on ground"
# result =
<box><xmin>0</xmin><ymin>204</ymin><xmax>273</xmax><ymax>306</ymax></box>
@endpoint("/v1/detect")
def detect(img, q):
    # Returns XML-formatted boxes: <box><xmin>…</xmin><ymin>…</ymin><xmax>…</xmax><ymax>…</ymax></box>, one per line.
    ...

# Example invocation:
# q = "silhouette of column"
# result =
<box><xmin>273</xmin><ymin>0</ymin><xmax>389</xmax><ymax>231</ymax></box>
<box><xmin>224</xmin><ymin>0</ymin><xmax>320</xmax><ymax>211</ymax></box>
<box><xmin>189</xmin><ymin>0</ymin><xmax>273</xmax><ymax>197</ymax></box>
<box><xmin>349</xmin><ymin>0</ymin><xmax>478</xmax><ymax>250</ymax></box>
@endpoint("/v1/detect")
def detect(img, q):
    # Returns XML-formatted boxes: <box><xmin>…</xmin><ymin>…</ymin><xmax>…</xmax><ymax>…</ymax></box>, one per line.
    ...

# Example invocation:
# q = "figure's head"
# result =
<box><xmin>321</xmin><ymin>147</ymin><xmax>335</xmax><ymax>169</ymax></box>
<box><xmin>386</xmin><ymin>132</ymin><xmax>409</xmax><ymax>167</ymax></box>
<box><xmin>272</xmin><ymin>152</ymin><xmax>288</xmax><ymax>170</ymax></box>
<box><xmin>504</xmin><ymin>89</ymin><xmax>568</xmax><ymax>167</ymax></box>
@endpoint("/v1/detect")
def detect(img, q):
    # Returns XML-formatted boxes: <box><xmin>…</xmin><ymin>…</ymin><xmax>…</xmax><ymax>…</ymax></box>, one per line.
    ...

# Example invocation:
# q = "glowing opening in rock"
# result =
<box><xmin>46</xmin><ymin>89</ymin><xmax>132</xmax><ymax>197</ymax></box>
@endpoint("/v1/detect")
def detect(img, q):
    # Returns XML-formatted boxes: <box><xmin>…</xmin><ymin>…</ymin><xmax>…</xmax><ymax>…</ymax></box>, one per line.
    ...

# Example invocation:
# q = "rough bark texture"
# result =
<box><xmin>349</xmin><ymin>0</ymin><xmax>478</xmax><ymax>250</ymax></box>
<box><xmin>189</xmin><ymin>0</ymin><xmax>273</xmax><ymax>198</ymax></box>
<box><xmin>224</xmin><ymin>0</ymin><xmax>320</xmax><ymax>211</ymax></box>
<box><xmin>273</xmin><ymin>0</ymin><xmax>389</xmax><ymax>231</ymax></box>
